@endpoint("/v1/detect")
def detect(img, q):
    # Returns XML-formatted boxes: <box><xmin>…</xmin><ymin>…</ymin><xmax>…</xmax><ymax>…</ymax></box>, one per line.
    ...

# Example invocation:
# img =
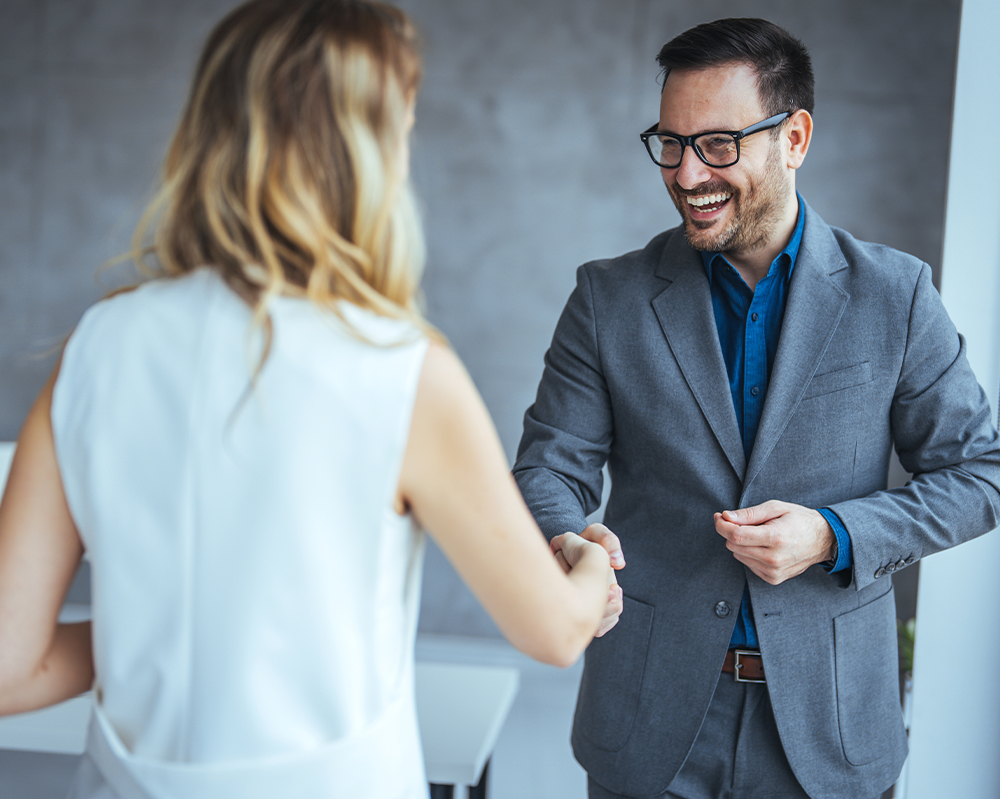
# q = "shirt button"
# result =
<box><xmin>715</xmin><ymin>601</ymin><xmax>732</xmax><ymax>618</ymax></box>
<box><xmin>750</xmin><ymin>386</ymin><xmax>760</xmax><ymax>397</ymax></box>
<box><xmin>751</xmin><ymin>313</ymin><xmax>759</xmax><ymax>322</ymax></box>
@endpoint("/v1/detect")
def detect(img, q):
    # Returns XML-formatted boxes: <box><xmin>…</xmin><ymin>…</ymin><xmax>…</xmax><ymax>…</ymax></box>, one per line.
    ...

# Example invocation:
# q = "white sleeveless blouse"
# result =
<box><xmin>51</xmin><ymin>270</ymin><xmax>430</xmax><ymax>799</ymax></box>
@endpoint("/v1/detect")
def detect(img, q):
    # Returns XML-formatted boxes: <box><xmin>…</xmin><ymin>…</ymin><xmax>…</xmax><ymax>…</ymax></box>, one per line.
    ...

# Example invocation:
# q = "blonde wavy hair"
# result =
<box><xmin>132</xmin><ymin>0</ymin><xmax>433</xmax><ymax>354</ymax></box>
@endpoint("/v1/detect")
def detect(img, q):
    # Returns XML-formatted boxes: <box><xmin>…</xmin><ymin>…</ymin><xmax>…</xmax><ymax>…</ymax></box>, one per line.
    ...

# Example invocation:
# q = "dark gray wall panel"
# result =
<box><xmin>0</xmin><ymin>0</ymin><xmax>958</xmax><ymax>637</ymax></box>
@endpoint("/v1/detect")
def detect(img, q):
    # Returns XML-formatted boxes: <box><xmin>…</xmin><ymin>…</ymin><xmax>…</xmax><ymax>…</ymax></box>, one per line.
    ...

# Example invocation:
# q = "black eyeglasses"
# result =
<box><xmin>640</xmin><ymin>112</ymin><xmax>791</xmax><ymax>169</ymax></box>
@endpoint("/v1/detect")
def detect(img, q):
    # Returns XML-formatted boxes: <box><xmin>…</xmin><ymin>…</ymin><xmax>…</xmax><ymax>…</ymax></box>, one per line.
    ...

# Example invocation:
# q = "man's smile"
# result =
<box><xmin>686</xmin><ymin>192</ymin><xmax>733</xmax><ymax>217</ymax></box>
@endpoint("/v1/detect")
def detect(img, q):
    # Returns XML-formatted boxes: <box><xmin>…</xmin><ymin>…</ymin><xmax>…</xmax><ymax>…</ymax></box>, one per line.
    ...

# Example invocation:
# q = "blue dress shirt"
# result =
<box><xmin>701</xmin><ymin>194</ymin><xmax>852</xmax><ymax>649</ymax></box>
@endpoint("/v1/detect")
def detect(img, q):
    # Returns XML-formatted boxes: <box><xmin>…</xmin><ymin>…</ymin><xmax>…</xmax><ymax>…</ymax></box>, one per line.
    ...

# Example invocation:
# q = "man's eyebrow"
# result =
<box><xmin>657</xmin><ymin>123</ymin><xmax>735</xmax><ymax>136</ymax></box>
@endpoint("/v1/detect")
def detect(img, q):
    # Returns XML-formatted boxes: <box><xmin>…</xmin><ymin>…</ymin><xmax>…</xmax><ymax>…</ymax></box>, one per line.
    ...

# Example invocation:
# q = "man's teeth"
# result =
<box><xmin>687</xmin><ymin>193</ymin><xmax>732</xmax><ymax>208</ymax></box>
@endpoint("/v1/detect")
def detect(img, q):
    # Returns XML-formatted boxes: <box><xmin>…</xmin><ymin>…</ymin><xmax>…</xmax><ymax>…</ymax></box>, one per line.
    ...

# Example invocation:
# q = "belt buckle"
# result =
<box><xmin>733</xmin><ymin>649</ymin><xmax>766</xmax><ymax>684</ymax></box>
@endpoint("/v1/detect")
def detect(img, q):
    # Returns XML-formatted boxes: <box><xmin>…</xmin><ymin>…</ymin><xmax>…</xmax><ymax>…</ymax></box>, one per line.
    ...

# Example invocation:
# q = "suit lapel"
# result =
<box><xmin>651</xmin><ymin>233</ymin><xmax>746</xmax><ymax>479</ymax></box>
<box><xmin>743</xmin><ymin>207</ymin><xmax>851</xmax><ymax>493</ymax></box>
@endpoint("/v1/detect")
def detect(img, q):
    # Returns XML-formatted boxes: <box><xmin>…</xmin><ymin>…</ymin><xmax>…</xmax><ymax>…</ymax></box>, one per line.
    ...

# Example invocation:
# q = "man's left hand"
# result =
<box><xmin>714</xmin><ymin>500</ymin><xmax>835</xmax><ymax>585</ymax></box>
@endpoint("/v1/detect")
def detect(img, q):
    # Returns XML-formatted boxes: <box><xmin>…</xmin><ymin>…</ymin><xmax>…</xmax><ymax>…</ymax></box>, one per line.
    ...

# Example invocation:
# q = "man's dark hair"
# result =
<box><xmin>656</xmin><ymin>18</ymin><xmax>814</xmax><ymax>117</ymax></box>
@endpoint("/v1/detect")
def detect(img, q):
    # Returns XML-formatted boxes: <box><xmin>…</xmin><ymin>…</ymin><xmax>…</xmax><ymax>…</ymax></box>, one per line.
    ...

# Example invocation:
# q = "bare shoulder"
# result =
<box><xmin>414</xmin><ymin>339</ymin><xmax>481</xmax><ymax>416</ymax></box>
<box><xmin>419</xmin><ymin>338</ymin><xmax>464</xmax><ymax>384</ymax></box>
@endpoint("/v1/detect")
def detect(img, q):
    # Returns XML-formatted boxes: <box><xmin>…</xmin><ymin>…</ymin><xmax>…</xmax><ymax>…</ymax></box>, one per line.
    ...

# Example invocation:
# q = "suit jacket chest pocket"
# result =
<box><xmin>802</xmin><ymin>361</ymin><xmax>873</xmax><ymax>401</ymax></box>
<box><xmin>768</xmin><ymin>361</ymin><xmax>878</xmax><ymax>505</ymax></box>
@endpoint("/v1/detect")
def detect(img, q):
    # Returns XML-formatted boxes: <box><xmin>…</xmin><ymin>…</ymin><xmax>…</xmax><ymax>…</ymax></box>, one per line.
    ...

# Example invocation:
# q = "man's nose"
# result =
<box><xmin>669</xmin><ymin>145</ymin><xmax>714</xmax><ymax>191</ymax></box>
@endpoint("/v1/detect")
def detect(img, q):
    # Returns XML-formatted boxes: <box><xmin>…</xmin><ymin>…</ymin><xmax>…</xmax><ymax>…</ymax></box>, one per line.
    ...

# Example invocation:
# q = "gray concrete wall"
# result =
<box><xmin>0</xmin><ymin>0</ymin><xmax>959</xmax><ymax>638</ymax></box>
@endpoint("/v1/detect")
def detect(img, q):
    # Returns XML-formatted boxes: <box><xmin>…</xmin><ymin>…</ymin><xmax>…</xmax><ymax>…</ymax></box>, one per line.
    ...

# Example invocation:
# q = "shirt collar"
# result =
<box><xmin>701</xmin><ymin>192</ymin><xmax>805</xmax><ymax>283</ymax></box>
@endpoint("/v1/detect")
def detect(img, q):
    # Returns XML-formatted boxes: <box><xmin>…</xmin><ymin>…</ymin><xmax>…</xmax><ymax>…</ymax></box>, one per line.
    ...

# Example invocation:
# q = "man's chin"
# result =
<box><xmin>683</xmin><ymin>220</ymin><xmax>731</xmax><ymax>253</ymax></box>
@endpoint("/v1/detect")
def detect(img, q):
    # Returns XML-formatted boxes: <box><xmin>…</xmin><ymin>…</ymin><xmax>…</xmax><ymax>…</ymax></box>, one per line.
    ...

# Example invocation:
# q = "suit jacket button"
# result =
<box><xmin>895</xmin><ymin>558</ymin><xmax>907</xmax><ymax>570</ymax></box>
<box><xmin>904</xmin><ymin>556</ymin><xmax>916</xmax><ymax>565</ymax></box>
<box><xmin>874</xmin><ymin>567</ymin><xmax>886</xmax><ymax>579</ymax></box>
<box><xmin>715</xmin><ymin>601</ymin><xmax>732</xmax><ymax>618</ymax></box>
<box><xmin>885</xmin><ymin>562</ymin><xmax>897</xmax><ymax>574</ymax></box>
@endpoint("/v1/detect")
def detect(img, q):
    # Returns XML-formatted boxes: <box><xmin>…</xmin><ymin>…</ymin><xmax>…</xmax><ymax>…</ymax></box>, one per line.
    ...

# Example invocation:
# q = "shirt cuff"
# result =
<box><xmin>817</xmin><ymin>507</ymin><xmax>853</xmax><ymax>573</ymax></box>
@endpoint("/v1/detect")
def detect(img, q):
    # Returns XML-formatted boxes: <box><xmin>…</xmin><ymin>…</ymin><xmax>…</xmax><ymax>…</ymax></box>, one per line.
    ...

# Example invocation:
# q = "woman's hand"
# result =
<box><xmin>550</xmin><ymin>524</ymin><xmax>625</xmax><ymax>638</ymax></box>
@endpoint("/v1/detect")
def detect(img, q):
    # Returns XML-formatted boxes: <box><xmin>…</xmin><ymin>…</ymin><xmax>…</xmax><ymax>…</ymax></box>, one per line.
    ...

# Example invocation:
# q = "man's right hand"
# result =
<box><xmin>551</xmin><ymin>523</ymin><xmax>625</xmax><ymax>637</ymax></box>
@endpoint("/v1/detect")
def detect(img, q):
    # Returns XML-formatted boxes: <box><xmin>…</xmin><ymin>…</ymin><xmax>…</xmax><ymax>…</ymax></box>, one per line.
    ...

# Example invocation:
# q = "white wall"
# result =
<box><xmin>905</xmin><ymin>0</ymin><xmax>1000</xmax><ymax>794</ymax></box>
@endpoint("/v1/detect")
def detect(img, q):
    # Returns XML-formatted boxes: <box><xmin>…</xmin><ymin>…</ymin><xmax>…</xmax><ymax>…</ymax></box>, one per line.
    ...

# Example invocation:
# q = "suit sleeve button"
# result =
<box><xmin>715</xmin><ymin>601</ymin><xmax>732</xmax><ymax>618</ymax></box>
<box><xmin>874</xmin><ymin>567</ymin><xmax>886</xmax><ymax>579</ymax></box>
<box><xmin>885</xmin><ymin>562</ymin><xmax>897</xmax><ymax>574</ymax></box>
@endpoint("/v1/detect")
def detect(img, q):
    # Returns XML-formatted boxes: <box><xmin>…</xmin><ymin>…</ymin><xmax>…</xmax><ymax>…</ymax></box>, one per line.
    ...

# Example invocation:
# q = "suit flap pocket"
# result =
<box><xmin>575</xmin><ymin>595</ymin><xmax>654</xmax><ymax>752</ymax></box>
<box><xmin>833</xmin><ymin>588</ymin><xmax>903</xmax><ymax>765</ymax></box>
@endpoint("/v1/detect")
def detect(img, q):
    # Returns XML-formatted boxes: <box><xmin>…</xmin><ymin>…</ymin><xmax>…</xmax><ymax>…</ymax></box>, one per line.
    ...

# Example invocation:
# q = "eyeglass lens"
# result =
<box><xmin>650</xmin><ymin>133</ymin><xmax>739</xmax><ymax>168</ymax></box>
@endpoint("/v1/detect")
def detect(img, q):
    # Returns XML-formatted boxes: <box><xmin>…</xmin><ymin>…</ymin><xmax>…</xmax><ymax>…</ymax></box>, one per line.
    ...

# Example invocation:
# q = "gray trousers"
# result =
<box><xmin>587</xmin><ymin>674</ymin><xmax>810</xmax><ymax>799</ymax></box>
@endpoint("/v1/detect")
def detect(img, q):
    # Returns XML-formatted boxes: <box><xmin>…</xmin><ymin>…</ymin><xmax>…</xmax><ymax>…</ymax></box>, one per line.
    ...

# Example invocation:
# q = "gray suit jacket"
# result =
<box><xmin>513</xmin><ymin>202</ymin><xmax>1000</xmax><ymax>799</ymax></box>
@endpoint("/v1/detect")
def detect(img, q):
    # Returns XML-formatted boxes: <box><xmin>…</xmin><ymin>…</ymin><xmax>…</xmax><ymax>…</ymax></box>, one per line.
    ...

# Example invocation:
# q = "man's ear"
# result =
<box><xmin>784</xmin><ymin>109</ymin><xmax>813</xmax><ymax>170</ymax></box>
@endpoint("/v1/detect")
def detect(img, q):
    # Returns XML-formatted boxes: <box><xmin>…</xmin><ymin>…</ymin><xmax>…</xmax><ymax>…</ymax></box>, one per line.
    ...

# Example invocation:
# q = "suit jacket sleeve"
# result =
<box><xmin>829</xmin><ymin>262</ymin><xmax>1000</xmax><ymax>591</ymax></box>
<box><xmin>514</xmin><ymin>265</ymin><xmax>611</xmax><ymax>539</ymax></box>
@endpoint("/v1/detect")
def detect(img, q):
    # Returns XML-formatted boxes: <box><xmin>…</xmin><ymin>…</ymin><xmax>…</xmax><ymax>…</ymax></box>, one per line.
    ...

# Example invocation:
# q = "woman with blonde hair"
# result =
<box><xmin>0</xmin><ymin>1</ymin><xmax>623</xmax><ymax>797</ymax></box>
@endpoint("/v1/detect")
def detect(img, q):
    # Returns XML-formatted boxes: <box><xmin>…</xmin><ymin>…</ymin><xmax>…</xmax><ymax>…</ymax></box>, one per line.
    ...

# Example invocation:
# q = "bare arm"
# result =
<box><xmin>0</xmin><ymin>365</ymin><xmax>92</xmax><ymax>716</ymax></box>
<box><xmin>398</xmin><ymin>341</ymin><xmax>613</xmax><ymax>668</ymax></box>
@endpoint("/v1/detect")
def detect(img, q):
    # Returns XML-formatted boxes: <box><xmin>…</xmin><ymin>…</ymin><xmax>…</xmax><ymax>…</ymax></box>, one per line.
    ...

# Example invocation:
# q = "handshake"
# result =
<box><xmin>550</xmin><ymin>523</ymin><xmax>626</xmax><ymax>638</ymax></box>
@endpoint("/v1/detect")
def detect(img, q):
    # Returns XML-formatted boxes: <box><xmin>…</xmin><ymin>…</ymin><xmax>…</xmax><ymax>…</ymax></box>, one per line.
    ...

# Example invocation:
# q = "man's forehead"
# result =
<box><xmin>662</xmin><ymin>61</ymin><xmax>759</xmax><ymax>90</ymax></box>
<box><xmin>658</xmin><ymin>63</ymin><xmax>764</xmax><ymax>131</ymax></box>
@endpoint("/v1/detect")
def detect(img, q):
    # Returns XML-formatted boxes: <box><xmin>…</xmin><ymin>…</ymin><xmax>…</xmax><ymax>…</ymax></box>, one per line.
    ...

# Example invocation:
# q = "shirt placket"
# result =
<box><xmin>742</xmin><ymin>281</ymin><xmax>770</xmax><ymax>455</ymax></box>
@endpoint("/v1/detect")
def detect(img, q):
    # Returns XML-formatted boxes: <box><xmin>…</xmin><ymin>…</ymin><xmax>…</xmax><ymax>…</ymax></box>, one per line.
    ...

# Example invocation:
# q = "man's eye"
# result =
<box><xmin>701</xmin><ymin>136</ymin><xmax>736</xmax><ymax>153</ymax></box>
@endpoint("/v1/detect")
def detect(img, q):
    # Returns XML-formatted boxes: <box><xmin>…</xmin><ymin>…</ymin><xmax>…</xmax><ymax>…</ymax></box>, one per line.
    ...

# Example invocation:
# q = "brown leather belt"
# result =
<box><xmin>722</xmin><ymin>649</ymin><xmax>766</xmax><ymax>683</ymax></box>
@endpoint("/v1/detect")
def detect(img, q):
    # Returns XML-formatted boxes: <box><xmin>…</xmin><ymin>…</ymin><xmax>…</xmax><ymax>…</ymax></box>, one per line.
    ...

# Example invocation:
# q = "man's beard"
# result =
<box><xmin>668</xmin><ymin>142</ymin><xmax>789</xmax><ymax>256</ymax></box>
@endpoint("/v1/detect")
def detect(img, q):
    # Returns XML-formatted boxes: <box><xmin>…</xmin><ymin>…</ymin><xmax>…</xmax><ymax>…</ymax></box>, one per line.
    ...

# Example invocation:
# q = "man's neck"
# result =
<box><xmin>722</xmin><ymin>194</ymin><xmax>799</xmax><ymax>291</ymax></box>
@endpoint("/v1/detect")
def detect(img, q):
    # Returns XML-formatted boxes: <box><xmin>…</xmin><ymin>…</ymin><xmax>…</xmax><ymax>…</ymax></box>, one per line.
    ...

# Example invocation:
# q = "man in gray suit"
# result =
<box><xmin>513</xmin><ymin>17</ymin><xmax>1000</xmax><ymax>799</ymax></box>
